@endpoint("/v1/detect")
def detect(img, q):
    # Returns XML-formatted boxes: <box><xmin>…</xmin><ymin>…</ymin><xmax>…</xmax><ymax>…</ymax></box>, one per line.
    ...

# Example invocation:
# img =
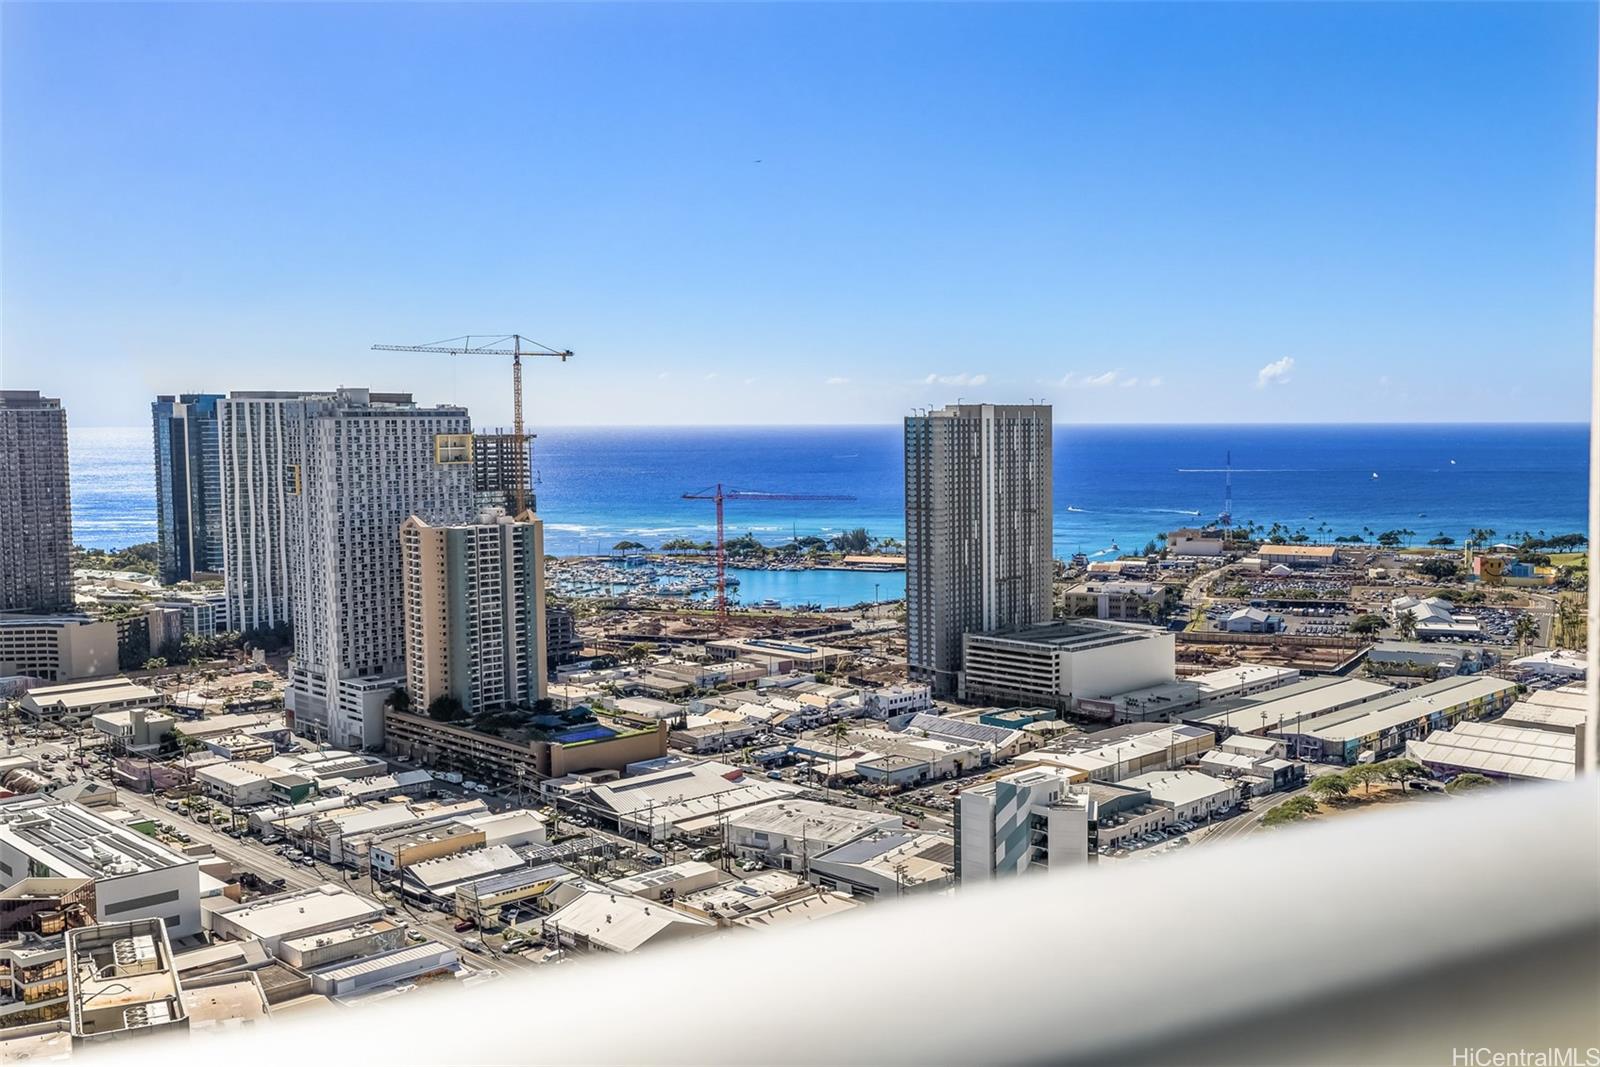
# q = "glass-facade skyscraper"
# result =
<box><xmin>151</xmin><ymin>393</ymin><xmax>224</xmax><ymax>584</ymax></box>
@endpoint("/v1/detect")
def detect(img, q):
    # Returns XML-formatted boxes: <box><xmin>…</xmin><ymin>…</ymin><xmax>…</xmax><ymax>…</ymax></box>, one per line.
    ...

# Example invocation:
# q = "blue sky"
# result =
<box><xmin>2</xmin><ymin>2</ymin><xmax>1594</xmax><ymax>427</ymax></box>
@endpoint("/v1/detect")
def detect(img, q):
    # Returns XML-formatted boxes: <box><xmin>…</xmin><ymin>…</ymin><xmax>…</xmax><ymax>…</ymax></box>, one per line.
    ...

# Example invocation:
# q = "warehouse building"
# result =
<box><xmin>207</xmin><ymin>885</ymin><xmax>383</xmax><ymax>953</ymax></box>
<box><xmin>1078</xmin><ymin>664</ymin><xmax>1300</xmax><ymax>724</ymax></box>
<box><xmin>1406</xmin><ymin>720</ymin><xmax>1577</xmax><ymax>783</ymax></box>
<box><xmin>19</xmin><ymin>677</ymin><xmax>161</xmax><ymax>723</ymax></box>
<box><xmin>723</xmin><ymin>800</ymin><xmax>902</xmax><ymax>871</ymax></box>
<box><xmin>807</xmin><ymin>831</ymin><xmax>956</xmax><ymax>900</ymax></box>
<box><xmin>1024</xmin><ymin>722</ymin><xmax>1214</xmax><ymax>783</ymax></box>
<box><xmin>960</xmin><ymin>620</ymin><xmax>1174</xmax><ymax>716</ymax></box>
<box><xmin>1186</xmin><ymin>678</ymin><xmax>1396</xmax><ymax>739</ymax></box>
<box><xmin>1120</xmin><ymin>770</ymin><xmax>1243</xmax><ymax>823</ymax></box>
<box><xmin>1279</xmin><ymin>676</ymin><xmax>1517</xmax><ymax>764</ymax></box>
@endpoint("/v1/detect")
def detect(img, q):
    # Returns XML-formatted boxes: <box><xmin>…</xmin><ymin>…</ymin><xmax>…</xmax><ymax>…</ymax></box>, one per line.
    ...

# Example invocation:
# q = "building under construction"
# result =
<box><xmin>474</xmin><ymin>429</ymin><xmax>533</xmax><ymax>513</ymax></box>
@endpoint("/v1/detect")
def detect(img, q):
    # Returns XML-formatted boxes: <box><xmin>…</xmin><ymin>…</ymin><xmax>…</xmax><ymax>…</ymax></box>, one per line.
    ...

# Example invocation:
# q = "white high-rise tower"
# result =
<box><xmin>281</xmin><ymin>388</ymin><xmax>474</xmax><ymax>748</ymax></box>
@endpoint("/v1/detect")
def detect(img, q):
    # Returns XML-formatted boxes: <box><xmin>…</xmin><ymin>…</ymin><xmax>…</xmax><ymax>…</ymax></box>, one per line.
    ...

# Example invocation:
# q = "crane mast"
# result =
<box><xmin>682</xmin><ymin>484</ymin><xmax>856</xmax><ymax>632</ymax></box>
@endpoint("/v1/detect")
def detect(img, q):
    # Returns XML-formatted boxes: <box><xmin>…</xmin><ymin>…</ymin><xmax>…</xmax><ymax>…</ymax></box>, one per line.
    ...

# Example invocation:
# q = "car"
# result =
<box><xmin>384</xmin><ymin>905</ymin><xmax>399</xmax><ymax>915</ymax></box>
<box><xmin>461</xmin><ymin>938</ymin><xmax>484</xmax><ymax>952</ymax></box>
<box><xmin>407</xmin><ymin>930</ymin><xmax>427</xmax><ymax>943</ymax></box>
<box><xmin>297</xmin><ymin>855</ymin><xmax>316</xmax><ymax>866</ymax></box>
<box><xmin>502</xmin><ymin>937</ymin><xmax>531</xmax><ymax>952</ymax></box>
<box><xmin>454</xmin><ymin>919</ymin><xmax>477</xmax><ymax>932</ymax></box>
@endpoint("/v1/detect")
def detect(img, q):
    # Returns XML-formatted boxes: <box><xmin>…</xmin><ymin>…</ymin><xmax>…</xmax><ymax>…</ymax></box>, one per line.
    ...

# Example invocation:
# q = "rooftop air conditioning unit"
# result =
<box><xmin>122</xmin><ymin>1001</ymin><xmax>173</xmax><ymax>1030</ymax></box>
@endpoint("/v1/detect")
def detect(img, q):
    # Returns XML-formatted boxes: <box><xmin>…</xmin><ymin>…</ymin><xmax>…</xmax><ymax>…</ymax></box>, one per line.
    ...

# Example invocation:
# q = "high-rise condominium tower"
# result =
<box><xmin>284</xmin><ymin>389</ymin><xmax>473</xmax><ymax>748</ymax></box>
<box><xmin>0</xmin><ymin>391</ymin><xmax>74</xmax><ymax>612</ymax></box>
<box><xmin>152</xmin><ymin>394</ymin><xmax>224</xmax><ymax>584</ymax></box>
<box><xmin>400</xmin><ymin>508</ymin><xmax>547</xmax><ymax>716</ymax></box>
<box><xmin>218</xmin><ymin>392</ymin><xmax>309</xmax><ymax>634</ymax></box>
<box><xmin>904</xmin><ymin>402</ymin><xmax>1053</xmax><ymax>696</ymax></box>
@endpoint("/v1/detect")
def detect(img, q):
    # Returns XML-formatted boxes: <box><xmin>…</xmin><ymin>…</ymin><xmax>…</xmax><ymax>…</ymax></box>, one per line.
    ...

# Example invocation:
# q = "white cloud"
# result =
<box><xmin>1121</xmin><ymin>377</ymin><xmax>1139</xmax><ymax>388</ymax></box>
<box><xmin>743</xmin><ymin>377</ymin><xmax>760</xmax><ymax>386</ymax></box>
<box><xmin>825</xmin><ymin>376</ymin><xmax>850</xmax><ymax>386</ymax></box>
<box><xmin>704</xmin><ymin>372</ymin><xmax>719</xmax><ymax>381</ymax></box>
<box><xmin>1081</xmin><ymin>370</ymin><xmax>1119</xmax><ymax>388</ymax></box>
<box><xmin>657</xmin><ymin>371</ymin><xmax>670</xmax><ymax>380</ymax></box>
<box><xmin>1256</xmin><ymin>357</ymin><xmax>1295</xmax><ymax>388</ymax></box>
<box><xmin>1147</xmin><ymin>376</ymin><xmax>1163</xmax><ymax>388</ymax></box>
<box><xmin>922</xmin><ymin>372</ymin><xmax>989</xmax><ymax>387</ymax></box>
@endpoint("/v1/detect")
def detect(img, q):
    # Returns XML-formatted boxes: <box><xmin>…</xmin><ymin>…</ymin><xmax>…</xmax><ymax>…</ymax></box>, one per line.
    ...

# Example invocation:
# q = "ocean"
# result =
<box><xmin>71</xmin><ymin>423</ymin><xmax>1587</xmax><ymax>604</ymax></box>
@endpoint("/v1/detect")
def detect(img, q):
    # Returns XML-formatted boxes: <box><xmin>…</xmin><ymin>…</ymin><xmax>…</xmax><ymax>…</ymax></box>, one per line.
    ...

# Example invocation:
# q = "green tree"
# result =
<box><xmin>1416</xmin><ymin>558</ymin><xmax>1461</xmax><ymax>581</ymax></box>
<box><xmin>1394</xmin><ymin>612</ymin><xmax>1418</xmax><ymax>641</ymax></box>
<box><xmin>830</xmin><ymin>528</ymin><xmax>872</xmax><ymax>554</ymax></box>
<box><xmin>612</xmin><ymin>540</ymin><xmax>647</xmax><ymax>552</ymax></box>
<box><xmin>623</xmin><ymin>642</ymin><xmax>656</xmax><ymax>665</ymax></box>
<box><xmin>1308</xmin><ymin>774</ymin><xmax>1350</xmax><ymax>801</ymax></box>
<box><xmin>1427</xmin><ymin>533</ymin><xmax>1456</xmax><ymax>547</ymax></box>
<box><xmin>1263</xmin><ymin>794</ymin><xmax>1319</xmax><ymax>826</ymax></box>
<box><xmin>1381</xmin><ymin>759</ymin><xmax>1426</xmax><ymax>793</ymax></box>
<box><xmin>1349</xmin><ymin>614</ymin><xmax>1385</xmax><ymax>635</ymax></box>
<box><xmin>1446</xmin><ymin>773</ymin><xmax>1493</xmax><ymax>794</ymax></box>
<box><xmin>388</xmin><ymin>688</ymin><xmax>412</xmax><ymax>713</ymax></box>
<box><xmin>427</xmin><ymin>695</ymin><xmax>467</xmax><ymax>722</ymax></box>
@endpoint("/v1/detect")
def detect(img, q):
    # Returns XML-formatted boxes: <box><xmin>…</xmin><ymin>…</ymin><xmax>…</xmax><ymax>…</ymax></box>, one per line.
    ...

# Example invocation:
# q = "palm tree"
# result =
<box><xmin>827</xmin><ymin>719</ymin><xmax>852</xmax><ymax>795</ymax></box>
<box><xmin>1395</xmin><ymin>612</ymin><xmax>1417</xmax><ymax>641</ymax></box>
<box><xmin>1512</xmin><ymin>614</ymin><xmax>1537</xmax><ymax>655</ymax></box>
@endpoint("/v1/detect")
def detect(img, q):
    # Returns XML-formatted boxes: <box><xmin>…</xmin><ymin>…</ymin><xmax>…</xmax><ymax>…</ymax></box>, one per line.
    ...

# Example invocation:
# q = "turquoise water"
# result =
<box><xmin>724</xmin><ymin>567</ymin><xmax>904</xmax><ymax>609</ymax></box>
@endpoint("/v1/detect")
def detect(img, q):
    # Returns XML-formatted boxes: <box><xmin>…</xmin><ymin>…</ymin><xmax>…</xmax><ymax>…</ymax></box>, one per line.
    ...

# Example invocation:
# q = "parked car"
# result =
<box><xmin>454</xmin><ymin>919</ymin><xmax>477</xmax><ymax>933</ymax></box>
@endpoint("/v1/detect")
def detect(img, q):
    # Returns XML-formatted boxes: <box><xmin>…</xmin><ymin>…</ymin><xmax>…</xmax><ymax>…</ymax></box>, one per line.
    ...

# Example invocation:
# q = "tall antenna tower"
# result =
<box><xmin>1219</xmin><ymin>450</ymin><xmax>1234</xmax><ymax>529</ymax></box>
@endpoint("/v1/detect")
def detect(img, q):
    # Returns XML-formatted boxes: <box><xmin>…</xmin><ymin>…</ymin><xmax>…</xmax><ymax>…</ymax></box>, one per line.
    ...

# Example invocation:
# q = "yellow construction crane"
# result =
<box><xmin>372</xmin><ymin>334</ymin><xmax>573</xmax><ymax>514</ymax></box>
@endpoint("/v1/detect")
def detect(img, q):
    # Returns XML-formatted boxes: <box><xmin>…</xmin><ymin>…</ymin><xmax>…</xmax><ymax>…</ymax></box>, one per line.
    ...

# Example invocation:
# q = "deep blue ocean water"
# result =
<box><xmin>72</xmin><ymin>423</ymin><xmax>1588</xmax><ymax>603</ymax></box>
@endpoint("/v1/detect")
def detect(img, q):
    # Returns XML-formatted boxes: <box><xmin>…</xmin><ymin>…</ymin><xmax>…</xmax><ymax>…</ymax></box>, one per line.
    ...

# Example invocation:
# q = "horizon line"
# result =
<box><xmin>69</xmin><ymin>419</ymin><xmax>1594</xmax><ymax>431</ymax></box>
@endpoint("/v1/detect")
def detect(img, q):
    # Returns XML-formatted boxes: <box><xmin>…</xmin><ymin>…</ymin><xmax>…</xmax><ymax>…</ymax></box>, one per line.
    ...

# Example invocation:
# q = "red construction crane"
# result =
<box><xmin>371</xmin><ymin>335</ymin><xmax>573</xmax><ymax>514</ymax></box>
<box><xmin>682</xmin><ymin>484</ymin><xmax>856</xmax><ymax>631</ymax></box>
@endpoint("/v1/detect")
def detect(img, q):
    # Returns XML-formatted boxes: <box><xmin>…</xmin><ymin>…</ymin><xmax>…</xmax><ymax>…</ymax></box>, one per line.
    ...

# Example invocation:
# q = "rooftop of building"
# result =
<box><xmin>543</xmin><ymin>890</ymin><xmax>713</xmax><ymax>952</ymax></box>
<box><xmin>724</xmin><ymin>799</ymin><xmax>899</xmax><ymax>844</ymax></box>
<box><xmin>811</xmin><ymin>830</ymin><xmax>955</xmax><ymax>886</ymax></box>
<box><xmin>22</xmin><ymin>676</ymin><xmax>160</xmax><ymax>709</ymax></box>
<box><xmin>279</xmin><ymin>918</ymin><xmax>400</xmax><ymax>955</ymax></box>
<box><xmin>1257</xmin><ymin>544</ymin><xmax>1339</xmax><ymax>558</ymax></box>
<box><xmin>211</xmin><ymin>885</ymin><xmax>383</xmax><ymax>939</ymax></box>
<box><xmin>0</xmin><ymin>796</ymin><xmax>193</xmax><ymax>878</ymax></box>
<box><xmin>1408</xmin><ymin>720</ymin><xmax>1575</xmax><ymax>782</ymax></box>
<box><xmin>402</xmin><ymin>844</ymin><xmax>525</xmax><ymax>891</ymax></box>
<box><xmin>607</xmin><ymin>860</ymin><xmax>720</xmax><ymax>895</ymax></box>
<box><xmin>1296</xmin><ymin>676</ymin><xmax>1517</xmax><ymax>743</ymax></box>
<box><xmin>966</xmin><ymin>618</ymin><xmax>1166</xmax><ymax>651</ymax></box>
<box><xmin>729</xmin><ymin>890</ymin><xmax>861</xmax><ymax>928</ymax></box>
<box><xmin>1120</xmin><ymin>769</ymin><xmax>1238</xmax><ymax>805</ymax></box>
<box><xmin>1191</xmin><ymin>678</ymin><xmax>1395</xmax><ymax>733</ymax></box>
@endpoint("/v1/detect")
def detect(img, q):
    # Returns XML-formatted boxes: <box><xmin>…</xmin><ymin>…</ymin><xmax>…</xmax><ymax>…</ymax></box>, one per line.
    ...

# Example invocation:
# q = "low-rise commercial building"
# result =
<box><xmin>1120</xmin><ymin>769</ymin><xmax>1242</xmax><ymax>822</ymax></box>
<box><xmin>91</xmin><ymin>708</ymin><xmax>176</xmax><ymax>755</ymax></box>
<box><xmin>807</xmin><ymin>831</ymin><xmax>955</xmax><ymax>899</ymax></box>
<box><xmin>1078</xmin><ymin>664</ymin><xmax>1301</xmax><ymax>724</ymax></box>
<box><xmin>1025</xmin><ymin>722</ymin><xmax>1214</xmax><ymax>783</ymax></box>
<box><xmin>705</xmin><ymin>637</ymin><xmax>851</xmax><ymax>672</ymax></box>
<box><xmin>1257</xmin><ymin>544</ymin><xmax>1340</xmax><ymax>569</ymax></box>
<box><xmin>207</xmin><ymin>886</ymin><xmax>384</xmax><ymax>953</ymax></box>
<box><xmin>383</xmin><ymin>707</ymin><xmax>668</xmax><ymax>785</ymax></box>
<box><xmin>541</xmin><ymin>890</ymin><xmax>715</xmax><ymax>954</ymax></box>
<box><xmin>276</xmin><ymin>918</ymin><xmax>406</xmax><ymax>970</ymax></box>
<box><xmin>1062</xmin><ymin>580</ymin><xmax>1164</xmax><ymax>622</ymax></box>
<box><xmin>960</xmin><ymin>620</ymin><xmax>1174</xmax><ymax>716</ymax></box>
<box><xmin>722</xmin><ymin>800</ymin><xmax>902</xmax><ymax>871</ymax></box>
<box><xmin>309</xmin><ymin>942</ymin><xmax>457</xmax><ymax>996</ymax></box>
<box><xmin>19</xmin><ymin>677</ymin><xmax>161</xmax><ymax>723</ymax></box>
<box><xmin>193</xmin><ymin>761</ymin><xmax>314</xmax><ymax>807</ymax></box>
<box><xmin>1367</xmin><ymin>642</ymin><xmax>1495</xmax><ymax>678</ymax></box>
<box><xmin>1510</xmin><ymin>649</ymin><xmax>1587</xmax><ymax>681</ymax></box>
<box><xmin>1405</xmin><ymin>720</ymin><xmax>1577</xmax><ymax>783</ymax></box>
<box><xmin>1187</xmin><ymin>678</ymin><xmax>1396</xmax><ymax>739</ymax></box>
<box><xmin>1280</xmin><ymin>676</ymin><xmax>1517</xmax><ymax>764</ymax></box>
